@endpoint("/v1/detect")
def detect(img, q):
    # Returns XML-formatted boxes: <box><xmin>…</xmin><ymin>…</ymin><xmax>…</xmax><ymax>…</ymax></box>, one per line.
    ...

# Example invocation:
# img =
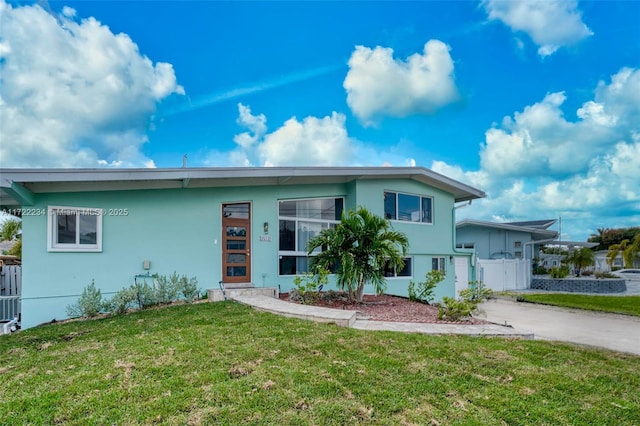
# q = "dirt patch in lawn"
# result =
<box><xmin>279</xmin><ymin>292</ymin><xmax>489</xmax><ymax>324</ymax></box>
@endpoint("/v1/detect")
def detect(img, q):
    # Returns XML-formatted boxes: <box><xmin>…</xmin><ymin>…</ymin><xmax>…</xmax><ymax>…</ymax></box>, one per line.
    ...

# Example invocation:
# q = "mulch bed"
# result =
<box><xmin>279</xmin><ymin>291</ymin><xmax>489</xmax><ymax>324</ymax></box>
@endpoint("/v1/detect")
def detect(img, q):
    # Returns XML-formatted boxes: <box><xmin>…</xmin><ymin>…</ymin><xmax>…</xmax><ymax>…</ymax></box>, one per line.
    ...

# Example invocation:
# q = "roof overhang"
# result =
<box><xmin>456</xmin><ymin>218</ymin><xmax>558</xmax><ymax>241</ymax></box>
<box><xmin>0</xmin><ymin>166</ymin><xmax>486</xmax><ymax>208</ymax></box>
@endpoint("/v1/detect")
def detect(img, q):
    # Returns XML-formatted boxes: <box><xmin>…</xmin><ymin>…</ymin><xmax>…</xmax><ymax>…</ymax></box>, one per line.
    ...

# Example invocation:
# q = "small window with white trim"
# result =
<box><xmin>47</xmin><ymin>206</ymin><xmax>103</xmax><ymax>252</ymax></box>
<box><xmin>432</xmin><ymin>257</ymin><xmax>446</xmax><ymax>272</ymax></box>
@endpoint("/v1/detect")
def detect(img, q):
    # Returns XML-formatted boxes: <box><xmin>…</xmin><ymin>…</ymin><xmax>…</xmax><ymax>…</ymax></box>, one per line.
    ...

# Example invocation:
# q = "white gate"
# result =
<box><xmin>478</xmin><ymin>259</ymin><xmax>531</xmax><ymax>292</ymax></box>
<box><xmin>0</xmin><ymin>265</ymin><xmax>21</xmax><ymax>322</ymax></box>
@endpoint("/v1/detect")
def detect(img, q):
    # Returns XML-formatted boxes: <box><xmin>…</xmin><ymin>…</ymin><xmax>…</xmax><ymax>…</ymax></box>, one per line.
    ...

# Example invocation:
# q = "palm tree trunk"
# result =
<box><xmin>356</xmin><ymin>279</ymin><xmax>365</xmax><ymax>303</ymax></box>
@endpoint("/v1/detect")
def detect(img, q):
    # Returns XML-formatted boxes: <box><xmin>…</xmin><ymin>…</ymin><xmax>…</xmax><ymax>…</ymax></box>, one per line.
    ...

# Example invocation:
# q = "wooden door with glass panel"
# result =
<box><xmin>222</xmin><ymin>203</ymin><xmax>251</xmax><ymax>284</ymax></box>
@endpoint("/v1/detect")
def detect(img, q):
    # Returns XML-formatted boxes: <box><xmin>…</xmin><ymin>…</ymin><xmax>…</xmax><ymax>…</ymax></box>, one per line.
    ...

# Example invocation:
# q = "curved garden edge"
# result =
<box><xmin>278</xmin><ymin>292</ymin><xmax>490</xmax><ymax>325</ymax></box>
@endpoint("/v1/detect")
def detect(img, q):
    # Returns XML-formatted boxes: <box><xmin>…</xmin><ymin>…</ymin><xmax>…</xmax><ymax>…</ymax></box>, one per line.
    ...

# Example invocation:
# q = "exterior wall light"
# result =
<box><xmin>263</xmin><ymin>222</ymin><xmax>269</xmax><ymax>235</ymax></box>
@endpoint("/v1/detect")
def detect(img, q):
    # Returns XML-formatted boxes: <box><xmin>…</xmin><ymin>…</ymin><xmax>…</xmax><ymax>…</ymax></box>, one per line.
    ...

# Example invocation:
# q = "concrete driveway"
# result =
<box><xmin>476</xmin><ymin>298</ymin><xmax>640</xmax><ymax>355</ymax></box>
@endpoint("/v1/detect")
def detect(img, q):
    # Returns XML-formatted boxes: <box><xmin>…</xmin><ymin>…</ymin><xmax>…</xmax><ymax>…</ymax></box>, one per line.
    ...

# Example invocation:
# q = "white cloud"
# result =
<box><xmin>258</xmin><ymin>113</ymin><xmax>354</xmax><ymax>166</ymax></box>
<box><xmin>482</xmin><ymin>0</ymin><xmax>593</xmax><ymax>56</ymax></box>
<box><xmin>204</xmin><ymin>104</ymin><xmax>417</xmax><ymax>167</ymax></box>
<box><xmin>0</xmin><ymin>1</ymin><xmax>184</xmax><ymax>168</ymax></box>
<box><xmin>233</xmin><ymin>104</ymin><xmax>267</xmax><ymax>149</ymax></box>
<box><xmin>343</xmin><ymin>40</ymin><xmax>459</xmax><ymax>125</ymax></box>
<box><xmin>438</xmin><ymin>68</ymin><xmax>639</xmax><ymax>241</ymax></box>
<box><xmin>480</xmin><ymin>68</ymin><xmax>639</xmax><ymax>177</ymax></box>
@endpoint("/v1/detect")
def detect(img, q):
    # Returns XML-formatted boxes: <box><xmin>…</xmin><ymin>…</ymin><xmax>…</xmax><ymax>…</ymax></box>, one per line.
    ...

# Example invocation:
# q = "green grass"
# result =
<box><xmin>514</xmin><ymin>294</ymin><xmax>640</xmax><ymax>317</ymax></box>
<box><xmin>1</xmin><ymin>301</ymin><xmax>639</xmax><ymax>425</ymax></box>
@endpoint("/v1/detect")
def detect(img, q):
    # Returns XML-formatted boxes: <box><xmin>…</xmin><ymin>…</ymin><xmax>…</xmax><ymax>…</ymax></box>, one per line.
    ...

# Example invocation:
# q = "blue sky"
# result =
<box><xmin>1</xmin><ymin>0</ymin><xmax>639</xmax><ymax>241</ymax></box>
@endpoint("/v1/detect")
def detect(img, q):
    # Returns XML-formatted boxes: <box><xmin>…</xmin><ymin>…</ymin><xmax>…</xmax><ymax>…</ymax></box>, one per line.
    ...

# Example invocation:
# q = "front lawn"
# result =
<box><xmin>515</xmin><ymin>294</ymin><xmax>640</xmax><ymax>317</ymax></box>
<box><xmin>1</xmin><ymin>301</ymin><xmax>638</xmax><ymax>425</ymax></box>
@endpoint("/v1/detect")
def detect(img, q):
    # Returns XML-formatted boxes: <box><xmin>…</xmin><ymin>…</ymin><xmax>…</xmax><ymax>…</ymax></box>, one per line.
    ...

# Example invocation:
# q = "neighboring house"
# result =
<box><xmin>539</xmin><ymin>253</ymin><xmax>564</xmax><ymax>269</ymax></box>
<box><xmin>455</xmin><ymin>219</ymin><xmax>559</xmax><ymax>292</ymax></box>
<box><xmin>456</xmin><ymin>219</ymin><xmax>558</xmax><ymax>261</ymax></box>
<box><xmin>594</xmin><ymin>250</ymin><xmax>639</xmax><ymax>271</ymax></box>
<box><xmin>0</xmin><ymin>167</ymin><xmax>485</xmax><ymax>329</ymax></box>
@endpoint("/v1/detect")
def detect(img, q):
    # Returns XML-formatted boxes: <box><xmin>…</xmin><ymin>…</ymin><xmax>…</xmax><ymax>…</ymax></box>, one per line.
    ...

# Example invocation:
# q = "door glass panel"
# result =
<box><xmin>226</xmin><ymin>226</ymin><xmax>246</xmax><ymax>237</ymax></box>
<box><xmin>227</xmin><ymin>253</ymin><xmax>246</xmax><ymax>263</ymax></box>
<box><xmin>223</xmin><ymin>203</ymin><xmax>249</xmax><ymax>219</ymax></box>
<box><xmin>226</xmin><ymin>266</ymin><xmax>247</xmax><ymax>276</ymax></box>
<box><xmin>226</xmin><ymin>240</ymin><xmax>246</xmax><ymax>250</ymax></box>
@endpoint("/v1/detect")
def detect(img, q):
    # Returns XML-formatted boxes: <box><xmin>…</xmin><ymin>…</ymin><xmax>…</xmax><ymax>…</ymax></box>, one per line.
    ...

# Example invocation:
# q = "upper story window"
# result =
<box><xmin>278</xmin><ymin>197</ymin><xmax>343</xmax><ymax>275</ymax></box>
<box><xmin>47</xmin><ymin>206</ymin><xmax>103</xmax><ymax>252</ymax></box>
<box><xmin>384</xmin><ymin>191</ymin><xmax>432</xmax><ymax>224</ymax></box>
<box><xmin>456</xmin><ymin>243</ymin><xmax>475</xmax><ymax>249</ymax></box>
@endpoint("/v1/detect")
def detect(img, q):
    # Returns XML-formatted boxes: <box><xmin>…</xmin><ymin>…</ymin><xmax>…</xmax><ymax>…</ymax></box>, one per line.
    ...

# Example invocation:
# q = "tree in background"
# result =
<box><xmin>1</xmin><ymin>218</ymin><xmax>22</xmax><ymax>259</ymax></box>
<box><xmin>607</xmin><ymin>233</ymin><xmax>640</xmax><ymax>269</ymax></box>
<box><xmin>590</xmin><ymin>227</ymin><xmax>640</xmax><ymax>251</ymax></box>
<box><xmin>307</xmin><ymin>206</ymin><xmax>409</xmax><ymax>303</ymax></box>
<box><xmin>568</xmin><ymin>247</ymin><xmax>595</xmax><ymax>276</ymax></box>
<box><xmin>0</xmin><ymin>218</ymin><xmax>21</xmax><ymax>241</ymax></box>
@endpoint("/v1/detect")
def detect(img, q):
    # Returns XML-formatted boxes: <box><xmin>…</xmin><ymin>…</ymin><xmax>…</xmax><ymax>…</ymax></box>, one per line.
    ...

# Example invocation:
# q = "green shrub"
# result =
<box><xmin>408</xmin><ymin>270</ymin><xmax>445</xmax><ymax>304</ymax></box>
<box><xmin>155</xmin><ymin>273</ymin><xmax>180</xmax><ymax>304</ymax></box>
<box><xmin>132</xmin><ymin>281</ymin><xmax>157</xmax><ymax>309</ymax></box>
<box><xmin>460</xmin><ymin>280</ymin><xmax>492</xmax><ymax>302</ymax></box>
<box><xmin>104</xmin><ymin>272</ymin><xmax>201</xmax><ymax>315</ymax></box>
<box><xmin>550</xmin><ymin>265</ymin><xmax>570</xmax><ymax>278</ymax></box>
<box><xmin>7</xmin><ymin>239</ymin><xmax>21</xmax><ymax>260</ymax></box>
<box><xmin>594</xmin><ymin>271</ymin><xmax>619</xmax><ymax>279</ymax></box>
<box><xmin>105</xmin><ymin>287</ymin><xmax>137</xmax><ymax>315</ymax></box>
<box><xmin>179</xmin><ymin>275</ymin><xmax>200</xmax><ymax>303</ymax></box>
<box><xmin>292</xmin><ymin>268</ymin><xmax>329</xmax><ymax>304</ymax></box>
<box><xmin>437</xmin><ymin>281</ymin><xmax>491</xmax><ymax>321</ymax></box>
<box><xmin>532</xmin><ymin>265</ymin><xmax>547</xmax><ymax>275</ymax></box>
<box><xmin>66</xmin><ymin>280</ymin><xmax>103</xmax><ymax>318</ymax></box>
<box><xmin>437</xmin><ymin>297</ymin><xmax>473</xmax><ymax>321</ymax></box>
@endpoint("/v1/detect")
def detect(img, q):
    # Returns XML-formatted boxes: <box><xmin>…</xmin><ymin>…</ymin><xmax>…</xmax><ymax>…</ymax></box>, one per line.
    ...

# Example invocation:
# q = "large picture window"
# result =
<box><xmin>384</xmin><ymin>191</ymin><xmax>433</xmax><ymax>224</ymax></box>
<box><xmin>47</xmin><ymin>206</ymin><xmax>103</xmax><ymax>252</ymax></box>
<box><xmin>278</xmin><ymin>197</ymin><xmax>343</xmax><ymax>275</ymax></box>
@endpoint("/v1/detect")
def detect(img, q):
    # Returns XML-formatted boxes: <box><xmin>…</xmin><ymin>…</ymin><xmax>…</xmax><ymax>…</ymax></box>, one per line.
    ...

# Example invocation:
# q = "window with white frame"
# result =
<box><xmin>383</xmin><ymin>257</ymin><xmax>412</xmax><ymax>278</ymax></box>
<box><xmin>278</xmin><ymin>197</ymin><xmax>343</xmax><ymax>275</ymax></box>
<box><xmin>384</xmin><ymin>191</ymin><xmax>433</xmax><ymax>224</ymax></box>
<box><xmin>456</xmin><ymin>242</ymin><xmax>475</xmax><ymax>249</ymax></box>
<box><xmin>432</xmin><ymin>257</ymin><xmax>446</xmax><ymax>272</ymax></box>
<box><xmin>47</xmin><ymin>206</ymin><xmax>103</xmax><ymax>252</ymax></box>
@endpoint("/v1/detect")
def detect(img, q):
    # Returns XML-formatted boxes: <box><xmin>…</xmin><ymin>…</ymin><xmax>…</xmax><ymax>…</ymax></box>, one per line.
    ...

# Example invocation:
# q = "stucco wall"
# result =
<box><xmin>456</xmin><ymin>226</ymin><xmax>533</xmax><ymax>259</ymax></box>
<box><xmin>21</xmin><ymin>179</ymin><xmax>461</xmax><ymax>328</ymax></box>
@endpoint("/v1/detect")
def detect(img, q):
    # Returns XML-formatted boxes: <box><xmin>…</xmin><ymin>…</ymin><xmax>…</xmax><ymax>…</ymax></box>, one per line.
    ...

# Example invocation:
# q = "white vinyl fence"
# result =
<box><xmin>478</xmin><ymin>259</ymin><xmax>531</xmax><ymax>292</ymax></box>
<box><xmin>1</xmin><ymin>265</ymin><xmax>21</xmax><ymax>322</ymax></box>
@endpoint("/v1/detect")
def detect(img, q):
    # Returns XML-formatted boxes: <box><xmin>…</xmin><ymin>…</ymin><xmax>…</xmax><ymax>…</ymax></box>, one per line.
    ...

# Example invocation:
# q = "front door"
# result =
<box><xmin>222</xmin><ymin>203</ymin><xmax>251</xmax><ymax>284</ymax></box>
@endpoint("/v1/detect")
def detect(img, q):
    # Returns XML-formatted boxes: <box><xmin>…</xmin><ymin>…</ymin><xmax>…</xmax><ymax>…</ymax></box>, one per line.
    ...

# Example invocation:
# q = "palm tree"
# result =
<box><xmin>307</xmin><ymin>206</ymin><xmax>409</xmax><ymax>303</ymax></box>
<box><xmin>607</xmin><ymin>239</ymin><xmax>630</xmax><ymax>268</ymax></box>
<box><xmin>0</xmin><ymin>219</ymin><xmax>21</xmax><ymax>241</ymax></box>
<box><xmin>568</xmin><ymin>248</ymin><xmax>595</xmax><ymax>276</ymax></box>
<box><xmin>609</xmin><ymin>233</ymin><xmax>640</xmax><ymax>268</ymax></box>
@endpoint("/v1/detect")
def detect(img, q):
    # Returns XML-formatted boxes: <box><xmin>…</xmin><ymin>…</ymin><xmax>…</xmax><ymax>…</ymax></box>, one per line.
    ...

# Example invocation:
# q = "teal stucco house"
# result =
<box><xmin>0</xmin><ymin>167</ymin><xmax>485</xmax><ymax>329</ymax></box>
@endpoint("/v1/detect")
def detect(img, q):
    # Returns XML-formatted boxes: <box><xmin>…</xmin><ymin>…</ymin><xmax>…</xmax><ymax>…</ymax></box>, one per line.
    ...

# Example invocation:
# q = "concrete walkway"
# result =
<box><xmin>476</xmin><ymin>298</ymin><xmax>640</xmax><ymax>355</ymax></box>
<box><xmin>231</xmin><ymin>295</ymin><xmax>534</xmax><ymax>339</ymax></box>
